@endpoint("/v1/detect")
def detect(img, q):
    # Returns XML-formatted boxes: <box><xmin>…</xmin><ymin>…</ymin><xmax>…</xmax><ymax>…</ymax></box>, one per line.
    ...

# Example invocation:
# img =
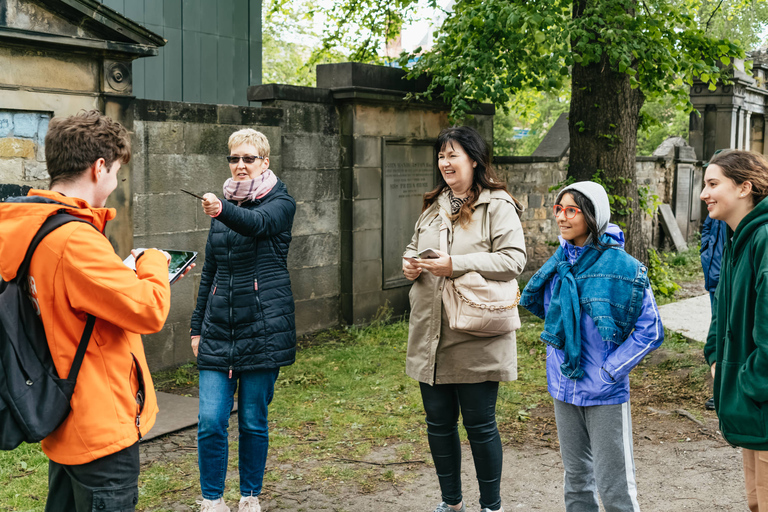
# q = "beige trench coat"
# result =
<box><xmin>404</xmin><ymin>188</ymin><xmax>527</xmax><ymax>385</ymax></box>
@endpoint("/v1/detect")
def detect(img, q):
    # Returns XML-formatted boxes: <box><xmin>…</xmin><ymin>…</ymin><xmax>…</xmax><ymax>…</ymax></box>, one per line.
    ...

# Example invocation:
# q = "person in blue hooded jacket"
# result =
<box><xmin>700</xmin><ymin>214</ymin><xmax>727</xmax><ymax>308</ymax></box>
<box><xmin>520</xmin><ymin>181</ymin><xmax>664</xmax><ymax>512</ymax></box>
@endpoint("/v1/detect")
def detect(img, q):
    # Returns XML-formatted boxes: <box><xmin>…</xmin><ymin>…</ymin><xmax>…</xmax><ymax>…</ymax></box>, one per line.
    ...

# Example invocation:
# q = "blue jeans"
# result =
<box><xmin>198</xmin><ymin>368</ymin><xmax>279</xmax><ymax>500</ymax></box>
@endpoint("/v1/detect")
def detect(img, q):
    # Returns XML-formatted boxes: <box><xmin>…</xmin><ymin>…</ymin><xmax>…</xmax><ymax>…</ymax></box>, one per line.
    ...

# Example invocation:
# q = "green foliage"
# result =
<box><xmin>494</xmin><ymin>90</ymin><xmax>571</xmax><ymax>156</ymax></box>
<box><xmin>591</xmin><ymin>169</ymin><xmax>634</xmax><ymax>219</ymax></box>
<box><xmin>638</xmin><ymin>186</ymin><xmax>662</xmax><ymax>217</ymax></box>
<box><xmin>262</xmin><ymin>0</ymin><xmax>347</xmax><ymax>86</ymax></box>
<box><xmin>392</xmin><ymin>0</ymin><xmax>746</xmax><ymax>120</ymax></box>
<box><xmin>659</xmin><ymin>242</ymin><xmax>705</xmax><ymax>283</ymax></box>
<box><xmin>648</xmin><ymin>248</ymin><xmax>682</xmax><ymax>298</ymax></box>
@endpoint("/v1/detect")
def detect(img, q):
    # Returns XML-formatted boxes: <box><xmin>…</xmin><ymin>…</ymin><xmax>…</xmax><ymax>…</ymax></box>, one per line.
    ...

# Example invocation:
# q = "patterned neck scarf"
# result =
<box><xmin>223</xmin><ymin>169</ymin><xmax>277</xmax><ymax>204</ymax></box>
<box><xmin>449</xmin><ymin>190</ymin><xmax>469</xmax><ymax>214</ymax></box>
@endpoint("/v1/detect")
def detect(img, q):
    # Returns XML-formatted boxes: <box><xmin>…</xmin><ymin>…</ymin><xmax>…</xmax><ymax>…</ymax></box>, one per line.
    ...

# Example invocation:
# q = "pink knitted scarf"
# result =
<box><xmin>222</xmin><ymin>169</ymin><xmax>277</xmax><ymax>204</ymax></box>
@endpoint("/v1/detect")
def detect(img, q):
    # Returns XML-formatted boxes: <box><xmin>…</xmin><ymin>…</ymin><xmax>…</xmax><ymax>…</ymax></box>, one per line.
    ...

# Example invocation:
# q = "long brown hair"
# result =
<box><xmin>709</xmin><ymin>150</ymin><xmax>768</xmax><ymax>206</ymax></box>
<box><xmin>423</xmin><ymin>126</ymin><xmax>511</xmax><ymax>226</ymax></box>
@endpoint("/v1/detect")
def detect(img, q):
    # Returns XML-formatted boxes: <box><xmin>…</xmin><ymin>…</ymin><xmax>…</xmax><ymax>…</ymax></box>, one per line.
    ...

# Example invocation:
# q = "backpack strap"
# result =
<box><xmin>17</xmin><ymin>211</ymin><xmax>100</xmax><ymax>383</ymax></box>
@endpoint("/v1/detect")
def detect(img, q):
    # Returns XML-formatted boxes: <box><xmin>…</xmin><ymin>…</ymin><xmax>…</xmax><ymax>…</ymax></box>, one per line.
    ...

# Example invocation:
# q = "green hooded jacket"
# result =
<box><xmin>705</xmin><ymin>196</ymin><xmax>768</xmax><ymax>450</ymax></box>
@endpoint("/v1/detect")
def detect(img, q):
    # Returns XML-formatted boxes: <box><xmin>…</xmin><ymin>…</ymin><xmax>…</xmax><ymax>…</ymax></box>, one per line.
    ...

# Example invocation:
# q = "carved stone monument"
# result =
<box><xmin>382</xmin><ymin>141</ymin><xmax>435</xmax><ymax>288</ymax></box>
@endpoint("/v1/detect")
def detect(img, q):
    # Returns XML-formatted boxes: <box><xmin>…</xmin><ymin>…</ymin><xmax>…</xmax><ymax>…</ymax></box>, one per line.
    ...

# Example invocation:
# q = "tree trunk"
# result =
<box><xmin>568</xmin><ymin>0</ymin><xmax>647</xmax><ymax>262</ymax></box>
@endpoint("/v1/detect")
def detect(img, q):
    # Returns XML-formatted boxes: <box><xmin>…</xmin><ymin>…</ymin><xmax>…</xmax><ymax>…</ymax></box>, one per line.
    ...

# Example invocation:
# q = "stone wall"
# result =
<box><xmin>130</xmin><ymin>99</ymin><xmax>342</xmax><ymax>369</ymax></box>
<box><xmin>0</xmin><ymin>110</ymin><xmax>50</xmax><ymax>198</ymax></box>
<box><xmin>496</xmin><ymin>154</ymin><xmax>675</xmax><ymax>279</ymax></box>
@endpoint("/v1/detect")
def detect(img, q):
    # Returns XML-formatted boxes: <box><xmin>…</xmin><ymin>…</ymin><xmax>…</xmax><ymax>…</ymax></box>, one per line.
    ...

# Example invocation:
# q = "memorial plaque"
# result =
<box><xmin>382</xmin><ymin>141</ymin><xmax>436</xmax><ymax>288</ymax></box>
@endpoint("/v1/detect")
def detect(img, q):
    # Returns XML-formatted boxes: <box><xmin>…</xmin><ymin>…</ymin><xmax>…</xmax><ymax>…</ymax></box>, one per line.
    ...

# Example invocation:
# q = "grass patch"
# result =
<box><xmin>2</xmin><ymin>297</ymin><xmax>708</xmax><ymax>509</ymax></box>
<box><xmin>661</xmin><ymin>243</ymin><xmax>703</xmax><ymax>283</ymax></box>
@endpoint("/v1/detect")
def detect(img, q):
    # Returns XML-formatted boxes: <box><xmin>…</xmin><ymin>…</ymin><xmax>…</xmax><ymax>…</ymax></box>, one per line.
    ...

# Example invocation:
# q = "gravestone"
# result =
<box><xmin>382</xmin><ymin>141</ymin><xmax>435</xmax><ymax>289</ymax></box>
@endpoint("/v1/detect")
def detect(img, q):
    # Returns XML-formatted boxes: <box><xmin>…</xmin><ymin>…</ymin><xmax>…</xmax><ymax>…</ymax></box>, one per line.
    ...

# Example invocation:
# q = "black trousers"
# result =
<box><xmin>45</xmin><ymin>443</ymin><xmax>140</xmax><ymax>512</ymax></box>
<box><xmin>419</xmin><ymin>381</ymin><xmax>503</xmax><ymax>510</ymax></box>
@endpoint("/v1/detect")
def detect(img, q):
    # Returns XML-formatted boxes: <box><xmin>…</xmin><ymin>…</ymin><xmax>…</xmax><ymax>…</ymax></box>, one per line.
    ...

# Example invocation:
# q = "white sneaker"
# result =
<box><xmin>238</xmin><ymin>496</ymin><xmax>261</xmax><ymax>512</ymax></box>
<box><xmin>198</xmin><ymin>498</ymin><xmax>230</xmax><ymax>512</ymax></box>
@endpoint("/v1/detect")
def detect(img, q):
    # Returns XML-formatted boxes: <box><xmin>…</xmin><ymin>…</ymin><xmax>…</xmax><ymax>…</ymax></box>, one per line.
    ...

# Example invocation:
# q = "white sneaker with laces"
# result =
<box><xmin>238</xmin><ymin>495</ymin><xmax>261</xmax><ymax>512</ymax></box>
<box><xmin>197</xmin><ymin>498</ymin><xmax>231</xmax><ymax>512</ymax></box>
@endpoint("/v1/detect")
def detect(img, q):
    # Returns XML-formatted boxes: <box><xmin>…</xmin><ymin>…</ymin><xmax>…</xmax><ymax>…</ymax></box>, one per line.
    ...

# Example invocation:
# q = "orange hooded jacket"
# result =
<box><xmin>0</xmin><ymin>190</ymin><xmax>171</xmax><ymax>465</ymax></box>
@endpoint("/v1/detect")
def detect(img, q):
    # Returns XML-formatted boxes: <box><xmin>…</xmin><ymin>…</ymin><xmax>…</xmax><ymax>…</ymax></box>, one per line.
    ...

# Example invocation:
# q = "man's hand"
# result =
<box><xmin>191</xmin><ymin>335</ymin><xmax>200</xmax><ymax>357</ymax></box>
<box><xmin>202</xmin><ymin>193</ymin><xmax>221</xmax><ymax>216</ymax></box>
<box><xmin>131</xmin><ymin>248</ymin><xmax>171</xmax><ymax>265</ymax></box>
<box><xmin>415</xmin><ymin>249</ymin><xmax>453</xmax><ymax>277</ymax></box>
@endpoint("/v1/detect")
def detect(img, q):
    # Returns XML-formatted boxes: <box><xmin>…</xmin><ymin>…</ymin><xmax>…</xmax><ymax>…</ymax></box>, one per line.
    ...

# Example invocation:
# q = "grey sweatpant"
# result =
<box><xmin>553</xmin><ymin>399</ymin><xmax>640</xmax><ymax>512</ymax></box>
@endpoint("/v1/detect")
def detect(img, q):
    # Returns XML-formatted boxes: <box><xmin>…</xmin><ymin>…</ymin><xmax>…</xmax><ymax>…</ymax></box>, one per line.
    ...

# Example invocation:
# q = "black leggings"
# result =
<box><xmin>420</xmin><ymin>381</ymin><xmax>502</xmax><ymax>510</ymax></box>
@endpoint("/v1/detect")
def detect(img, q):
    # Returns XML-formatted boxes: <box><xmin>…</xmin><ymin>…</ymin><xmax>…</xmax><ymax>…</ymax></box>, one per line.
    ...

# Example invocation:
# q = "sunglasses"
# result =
<box><xmin>226</xmin><ymin>155</ymin><xmax>265</xmax><ymax>164</ymax></box>
<box><xmin>553</xmin><ymin>204</ymin><xmax>582</xmax><ymax>219</ymax></box>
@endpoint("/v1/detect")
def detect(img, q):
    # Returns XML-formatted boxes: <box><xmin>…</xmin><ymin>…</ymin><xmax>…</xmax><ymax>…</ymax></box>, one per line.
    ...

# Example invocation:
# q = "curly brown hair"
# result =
<box><xmin>709</xmin><ymin>150</ymin><xmax>768</xmax><ymax>206</ymax></box>
<box><xmin>45</xmin><ymin>110</ymin><xmax>131</xmax><ymax>187</ymax></box>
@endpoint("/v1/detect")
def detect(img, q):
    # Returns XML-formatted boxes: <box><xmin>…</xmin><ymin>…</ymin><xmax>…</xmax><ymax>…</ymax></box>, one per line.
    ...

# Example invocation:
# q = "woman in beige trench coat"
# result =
<box><xmin>402</xmin><ymin>126</ymin><xmax>526</xmax><ymax>512</ymax></box>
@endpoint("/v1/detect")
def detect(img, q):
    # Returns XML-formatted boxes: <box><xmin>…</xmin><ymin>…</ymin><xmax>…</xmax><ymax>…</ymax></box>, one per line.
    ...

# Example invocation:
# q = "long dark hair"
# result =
<box><xmin>423</xmin><ymin>126</ymin><xmax>512</xmax><ymax>226</ymax></box>
<box><xmin>558</xmin><ymin>189</ymin><xmax>615</xmax><ymax>250</ymax></box>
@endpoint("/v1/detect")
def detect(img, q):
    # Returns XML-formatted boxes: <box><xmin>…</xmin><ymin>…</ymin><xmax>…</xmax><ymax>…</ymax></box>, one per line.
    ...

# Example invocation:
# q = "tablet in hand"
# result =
<box><xmin>124</xmin><ymin>249</ymin><xmax>197</xmax><ymax>284</ymax></box>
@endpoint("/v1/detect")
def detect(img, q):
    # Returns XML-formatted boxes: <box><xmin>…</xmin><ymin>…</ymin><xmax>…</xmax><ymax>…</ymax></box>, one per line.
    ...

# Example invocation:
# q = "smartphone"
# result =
<box><xmin>418</xmin><ymin>248</ymin><xmax>440</xmax><ymax>259</ymax></box>
<box><xmin>123</xmin><ymin>249</ymin><xmax>197</xmax><ymax>284</ymax></box>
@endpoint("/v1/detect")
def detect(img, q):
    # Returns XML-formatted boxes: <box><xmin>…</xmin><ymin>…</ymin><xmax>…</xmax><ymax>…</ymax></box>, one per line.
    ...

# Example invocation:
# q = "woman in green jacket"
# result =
<box><xmin>701</xmin><ymin>149</ymin><xmax>768</xmax><ymax>512</ymax></box>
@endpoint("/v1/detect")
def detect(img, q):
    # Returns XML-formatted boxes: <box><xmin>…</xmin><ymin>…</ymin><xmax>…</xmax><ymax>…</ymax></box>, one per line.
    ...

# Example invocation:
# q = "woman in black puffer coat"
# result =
<box><xmin>190</xmin><ymin>128</ymin><xmax>296</xmax><ymax>512</ymax></box>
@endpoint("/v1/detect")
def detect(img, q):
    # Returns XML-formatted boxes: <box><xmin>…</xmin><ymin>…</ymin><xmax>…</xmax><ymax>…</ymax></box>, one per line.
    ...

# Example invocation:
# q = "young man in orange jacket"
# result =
<box><xmin>0</xmin><ymin>111</ymin><xmax>177</xmax><ymax>512</ymax></box>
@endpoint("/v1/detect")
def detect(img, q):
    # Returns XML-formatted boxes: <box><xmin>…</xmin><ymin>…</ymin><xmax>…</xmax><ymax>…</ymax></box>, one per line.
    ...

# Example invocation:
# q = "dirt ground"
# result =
<box><xmin>141</xmin><ymin>399</ymin><xmax>745</xmax><ymax>512</ymax></box>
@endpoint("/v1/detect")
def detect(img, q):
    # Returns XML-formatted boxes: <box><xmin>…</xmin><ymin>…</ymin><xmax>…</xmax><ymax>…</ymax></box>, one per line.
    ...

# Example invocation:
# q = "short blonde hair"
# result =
<box><xmin>228</xmin><ymin>128</ymin><xmax>270</xmax><ymax>157</ymax></box>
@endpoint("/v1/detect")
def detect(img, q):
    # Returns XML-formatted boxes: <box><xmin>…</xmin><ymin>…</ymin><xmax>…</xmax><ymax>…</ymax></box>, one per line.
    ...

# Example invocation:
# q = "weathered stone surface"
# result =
<box><xmin>36</xmin><ymin>117</ymin><xmax>48</xmax><ymax>161</ymax></box>
<box><xmin>288</xmin><ymin>233</ymin><xmax>339</xmax><ymax>269</ymax></box>
<box><xmin>292</xmin><ymin>200</ymin><xmax>339</xmax><ymax>237</ymax></box>
<box><xmin>353</xmin><ymin>136</ymin><xmax>381</xmax><ymax>168</ymax></box>
<box><xmin>12</xmin><ymin>113</ymin><xmax>39</xmax><ymax>138</ymax></box>
<box><xmin>144</xmin><ymin>154</ymin><xmax>229</xmax><ymax>194</ymax></box>
<box><xmin>0</xmin><ymin>138</ymin><xmax>35</xmax><ymax>158</ymax></box>
<box><xmin>280</xmin><ymin>170</ymin><xmax>339</xmax><ymax>202</ymax></box>
<box><xmin>294</xmin><ymin>296</ymin><xmax>340</xmax><ymax>335</ymax></box>
<box><xmin>135</xmin><ymin>193</ymin><xmax>198</xmax><ymax>235</ymax></box>
<box><xmin>147</xmin><ymin>121</ymin><xmax>184</xmax><ymax>154</ymax></box>
<box><xmin>23</xmin><ymin>160</ymin><xmax>48</xmax><ymax>180</ymax></box>
<box><xmin>0</xmin><ymin>158</ymin><xmax>24</xmax><ymax>182</ymax></box>
<box><xmin>282</xmin><ymin>134</ymin><xmax>340</xmax><ymax>169</ymax></box>
<box><xmin>352</xmin><ymin>198</ymin><xmax>381</xmax><ymax>231</ymax></box>
<box><xmin>0</xmin><ymin>113</ymin><xmax>12</xmax><ymax>137</ymax></box>
<box><xmin>352</xmin><ymin>259</ymin><xmax>382</xmax><ymax>294</ymax></box>
<box><xmin>281</xmin><ymin>102</ymin><xmax>337</xmax><ymax>135</ymax></box>
<box><xmin>289</xmin><ymin>265</ymin><xmax>340</xmax><ymax>301</ymax></box>
<box><xmin>353</xmin><ymin>167</ymin><xmax>381</xmax><ymax>200</ymax></box>
<box><xmin>352</xmin><ymin>228</ymin><xmax>382</xmax><ymax>262</ymax></box>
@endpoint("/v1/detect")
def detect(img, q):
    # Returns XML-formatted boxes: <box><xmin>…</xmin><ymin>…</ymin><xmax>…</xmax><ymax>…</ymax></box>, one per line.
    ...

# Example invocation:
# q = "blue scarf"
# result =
<box><xmin>521</xmin><ymin>234</ymin><xmax>616</xmax><ymax>380</ymax></box>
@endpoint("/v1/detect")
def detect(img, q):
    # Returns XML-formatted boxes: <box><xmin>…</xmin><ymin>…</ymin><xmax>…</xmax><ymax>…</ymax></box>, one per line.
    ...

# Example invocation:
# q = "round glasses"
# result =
<box><xmin>553</xmin><ymin>204</ymin><xmax>582</xmax><ymax>219</ymax></box>
<box><xmin>226</xmin><ymin>155</ymin><xmax>265</xmax><ymax>164</ymax></box>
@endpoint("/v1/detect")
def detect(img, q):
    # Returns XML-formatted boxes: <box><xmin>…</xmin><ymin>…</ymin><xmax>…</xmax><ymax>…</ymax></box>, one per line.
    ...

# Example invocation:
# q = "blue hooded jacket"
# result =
<box><xmin>700</xmin><ymin>215</ymin><xmax>727</xmax><ymax>293</ymax></box>
<box><xmin>539</xmin><ymin>225</ymin><xmax>664</xmax><ymax>406</ymax></box>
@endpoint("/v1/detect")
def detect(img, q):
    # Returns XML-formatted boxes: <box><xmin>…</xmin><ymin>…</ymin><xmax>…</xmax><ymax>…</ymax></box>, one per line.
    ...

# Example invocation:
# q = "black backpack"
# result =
<box><xmin>0</xmin><ymin>213</ymin><xmax>96</xmax><ymax>450</ymax></box>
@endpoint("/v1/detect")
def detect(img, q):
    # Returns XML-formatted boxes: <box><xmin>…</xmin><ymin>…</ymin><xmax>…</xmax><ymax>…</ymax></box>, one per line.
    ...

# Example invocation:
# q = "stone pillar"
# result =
<box><xmin>715</xmin><ymin>105</ymin><xmax>739</xmax><ymax>154</ymax></box>
<box><xmin>763</xmin><ymin>115</ymin><xmax>768</xmax><ymax>155</ymax></box>
<box><xmin>743</xmin><ymin>110</ymin><xmax>752</xmax><ymax>151</ymax></box>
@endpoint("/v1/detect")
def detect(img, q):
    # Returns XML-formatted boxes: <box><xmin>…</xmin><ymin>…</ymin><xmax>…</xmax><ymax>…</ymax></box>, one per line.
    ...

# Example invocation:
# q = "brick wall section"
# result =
<box><xmin>0</xmin><ymin>110</ymin><xmax>50</xmax><ymax>199</ymax></box>
<box><xmin>496</xmin><ymin>155</ymin><xmax>672</xmax><ymax>280</ymax></box>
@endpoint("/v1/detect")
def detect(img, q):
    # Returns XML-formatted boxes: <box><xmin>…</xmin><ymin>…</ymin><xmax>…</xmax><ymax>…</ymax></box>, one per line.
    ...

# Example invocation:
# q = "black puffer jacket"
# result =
<box><xmin>191</xmin><ymin>180</ymin><xmax>297</xmax><ymax>373</ymax></box>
